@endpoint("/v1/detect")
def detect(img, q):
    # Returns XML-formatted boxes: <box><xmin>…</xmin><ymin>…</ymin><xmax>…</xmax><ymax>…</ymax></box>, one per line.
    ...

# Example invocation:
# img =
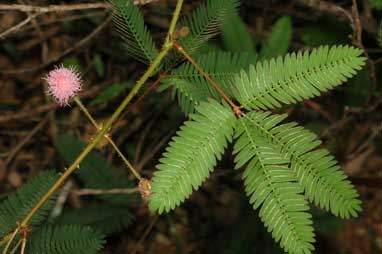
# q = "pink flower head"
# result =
<box><xmin>45</xmin><ymin>65</ymin><xmax>82</xmax><ymax>106</ymax></box>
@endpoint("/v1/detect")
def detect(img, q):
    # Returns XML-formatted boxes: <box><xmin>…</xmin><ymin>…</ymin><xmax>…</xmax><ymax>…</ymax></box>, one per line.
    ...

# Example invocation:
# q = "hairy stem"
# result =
<box><xmin>1</xmin><ymin>0</ymin><xmax>184</xmax><ymax>245</ymax></box>
<box><xmin>173</xmin><ymin>42</ymin><xmax>243</xmax><ymax>116</ymax></box>
<box><xmin>73</xmin><ymin>96</ymin><xmax>142</xmax><ymax>180</ymax></box>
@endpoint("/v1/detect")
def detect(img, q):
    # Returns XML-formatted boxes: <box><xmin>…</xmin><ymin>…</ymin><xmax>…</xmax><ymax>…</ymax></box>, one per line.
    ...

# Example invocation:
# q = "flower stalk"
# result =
<box><xmin>73</xmin><ymin>96</ymin><xmax>142</xmax><ymax>180</ymax></box>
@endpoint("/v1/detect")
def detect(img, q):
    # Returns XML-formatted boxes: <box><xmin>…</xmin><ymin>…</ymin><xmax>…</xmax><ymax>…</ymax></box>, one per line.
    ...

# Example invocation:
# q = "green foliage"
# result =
<box><xmin>301</xmin><ymin>17</ymin><xmax>350</xmax><ymax>47</ymax></box>
<box><xmin>109</xmin><ymin>0</ymin><xmax>157</xmax><ymax>64</ymax></box>
<box><xmin>344</xmin><ymin>69</ymin><xmax>372</xmax><ymax>106</ymax></box>
<box><xmin>54</xmin><ymin>134</ymin><xmax>136</xmax><ymax>205</ymax></box>
<box><xmin>63</xmin><ymin>57</ymin><xmax>83</xmax><ymax>73</ymax></box>
<box><xmin>92</xmin><ymin>54</ymin><xmax>105</xmax><ymax>78</ymax></box>
<box><xmin>234</xmin><ymin>113</ymin><xmax>315</xmax><ymax>254</ymax></box>
<box><xmin>220</xmin><ymin>13</ymin><xmax>256</xmax><ymax>57</ymax></box>
<box><xmin>227</xmin><ymin>207</ymin><xmax>284</xmax><ymax>254</ymax></box>
<box><xmin>149</xmin><ymin>99</ymin><xmax>236</xmax><ymax>213</ymax></box>
<box><xmin>178</xmin><ymin>0</ymin><xmax>240</xmax><ymax>55</ymax></box>
<box><xmin>259</xmin><ymin>16</ymin><xmax>292</xmax><ymax>60</ymax></box>
<box><xmin>56</xmin><ymin>203</ymin><xmax>134</xmax><ymax>234</ymax></box>
<box><xmin>234</xmin><ymin>45</ymin><xmax>366</xmax><ymax>110</ymax></box>
<box><xmin>89</xmin><ymin>83</ymin><xmax>127</xmax><ymax>106</ymax></box>
<box><xmin>312</xmin><ymin>208</ymin><xmax>343</xmax><ymax>236</ymax></box>
<box><xmin>378</xmin><ymin>22</ymin><xmax>382</xmax><ymax>48</ymax></box>
<box><xmin>27</xmin><ymin>225</ymin><xmax>105</xmax><ymax>254</ymax></box>
<box><xmin>0</xmin><ymin>171</ymin><xmax>58</xmax><ymax>237</ymax></box>
<box><xmin>240</xmin><ymin>111</ymin><xmax>361</xmax><ymax>218</ymax></box>
<box><xmin>2</xmin><ymin>42</ymin><xmax>23</xmax><ymax>63</ymax></box>
<box><xmin>160</xmin><ymin>51</ymin><xmax>254</xmax><ymax>115</ymax></box>
<box><xmin>370</xmin><ymin>0</ymin><xmax>382</xmax><ymax>10</ymax></box>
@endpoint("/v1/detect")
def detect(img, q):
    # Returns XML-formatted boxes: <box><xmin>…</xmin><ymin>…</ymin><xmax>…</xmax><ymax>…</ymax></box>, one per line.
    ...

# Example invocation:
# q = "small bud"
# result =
<box><xmin>44</xmin><ymin>65</ymin><xmax>82</xmax><ymax>106</ymax></box>
<box><xmin>179</xmin><ymin>26</ymin><xmax>189</xmax><ymax>38</ymax></box>
<box><xmin>138</xmin><ymin>178</ymin><xmax>152</xmax><ymax>200</ymax></box>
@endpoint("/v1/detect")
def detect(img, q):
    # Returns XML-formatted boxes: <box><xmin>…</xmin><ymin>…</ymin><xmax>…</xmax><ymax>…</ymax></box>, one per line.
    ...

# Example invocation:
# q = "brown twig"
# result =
<box><xmin>136</xmin><ymin>130</ymin><xmax>175</xmax><ymax>171</ymax></box>
<box><xmin>20</xmin><ymin>227</ymin><xmax>30</xmax><ymax>254</ymax></box>
<box><xmin>304</xmin><ymin>100</ymin><xmax>336</xmax><ymax>123</ymax></box>
<box><xmin>351</xmin><ymin>0</ymin><xmax>377</xmax><ymax>93</ymax></box>
<box><xmin>300</xmin><ymin>0</ymin><xmax>377</xmax><ymax>99</ymax></box>
<box><xmin>108</xmin><ymin>73</ymin><xmax>167</xmax><ymax>138</ymax></box>
<box><xmin>134</xmin><ymin>119</ymin><xmax>156</xmax><ymax>164</ymax></box>
<box><xmin>0</xmin><ymin>80</ymin><xmax>105</xmax><ymax>124</ymax></box>
<box><xmin>0</xmin><ymin>104</ymin><xmax>57</xmax><ymax>124</ymax></box>
<box><xmin>0</xmin><ymin>13</ymin><xmax>39</xmax><ymax>40</ymax></box>
<box><xmin>72</xmin><ymin>187</ymin><xmax>139</xmax><ymax>196</ymax></box>
<box><xmin>347</xmin><ymin>122</ymin><xmax>382</xmax><ymax>160</ymax></box>
<box><xmin>1</xmin><ymin>113</ymin><xmax>51</xmax><ymax>174</ymax></box>
<box><xmin>299</xmin><ymin>0</ymin><xmax>354</xmax><ymax>25</ymax></box>
<box><xmin>18</xmin><ymin>0</ymin><xmax>49</xmax><ymax>62</ymax></box>
<box><xmin>0</xmin><ymin>1</ymin><xmax>158</xmax><ymax>13</ymax></box>
<box><xmin>1</xmin><ymin>15</ymin><xmax>112</xmax><ymax>74</ymax></box>
<box><xmin>131</xmin><ymin>215</ymin><xmax>159</xmax><ymax>254</ymax></box>
<box><xmin>50</xmin><ymin>180</ymin><xmax>74</xmax><ymax>219</ymax></box>
<box><xmin>15</xmin><ymin>11</ymin><xmax>105</xmax><ymax>34</ymax></box>
<box><xmin>124</xmin><ymin>74</ymin><xmax>167</xmax><ymax>116</ymax></box>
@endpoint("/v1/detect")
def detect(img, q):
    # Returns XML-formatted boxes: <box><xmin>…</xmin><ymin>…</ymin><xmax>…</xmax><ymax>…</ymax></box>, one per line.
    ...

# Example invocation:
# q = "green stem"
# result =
<box><xmin>0</xmin><ymin>0</ymin><xmax>184</xmax><ymax>240</ymax></box>
<box><xmin>1</xmin><ymin>226</ymin><xmax>20</xmax><ymax>254</ymax></box>
<box><xmin>165</xmin><ymin>0</ymin><xmax>184</xmax><ymax>43</ymax></box>
<box><xmin>8</xmin><ymin>239</ymin><xmax>21</xmax><ymax>254</ymax></box>
<box><xmin>73</xmin><ymin>96</ymin><xmax>142</xmax><ymax>180</ymax></box>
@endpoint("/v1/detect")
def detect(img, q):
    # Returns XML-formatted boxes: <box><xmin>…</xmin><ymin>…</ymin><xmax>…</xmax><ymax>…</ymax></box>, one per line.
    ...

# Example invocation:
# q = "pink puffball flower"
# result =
<box><xmin>44</xmin><ymin>65</ymin><xmax>82</xmax><ymax>106</ymax></box>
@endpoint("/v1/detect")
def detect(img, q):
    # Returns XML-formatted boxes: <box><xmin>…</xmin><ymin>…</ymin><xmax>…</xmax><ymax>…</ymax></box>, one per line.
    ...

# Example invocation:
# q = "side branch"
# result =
<box><xmin>173</xmin><ymin>42</ymin><xmax>243</xmax><ymax>117</ymax></box>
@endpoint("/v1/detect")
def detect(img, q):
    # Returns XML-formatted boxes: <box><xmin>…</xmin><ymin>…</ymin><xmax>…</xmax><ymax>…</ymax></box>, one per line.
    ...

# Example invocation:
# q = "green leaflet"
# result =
<box><xmin>149</xmin><ymin>99</ymin><xmax>236</xmax><ymax>213</ymax></box>
<box><xmin>233</xmin><ymin>45</ymin><xmax>366</xmax><ymax>110</ymax></box>
<box><xmin>259</xmin><ymin>16</ymin><xmax>292</xmax><ymax>60</ymax></box>
<box><xmin>242</xmin><ymin>111</ymin><xmax>361</xmax><ymax>219</ymax></box>
<box><xmin>178</xmin><ymin>0</ymin><xmax>240</xmax><ymax>55</ymax></box>
<box><xmin>234</xmin><ymin>115</ymin><xmax>315</xmax><ymax>254</ymax></box>
<box><xmin>109</xmin><ymin>0</ymin><xmax>157</xmax><ymax>64</ymax></box>
<box><xmin>220</xmin><ymin>13</ymin><xmax>256</xmax><ymax>57</ymax></box>
<box><xmin>27</xmin><ymin>225</ymin><xmax>105</xmax><ymax>254</ymax></box>
<box><xmin>55</xmin><ymin>203</ymin><xmax>134</xmax><ymax>234</ymax></box>
<box><xmin>0</xmin><ymin>171</ymin><xmax>58</xmax><ymax>237</ymax></box>
<box><xmin>89</xmin><ymin>83</ymin><xmax>127</xmax><ymax>106</ymax></box>
<box><xmin>161</xmin><ymin>51</ymin><xmax>254</xmax><ymax>115</ymax></box>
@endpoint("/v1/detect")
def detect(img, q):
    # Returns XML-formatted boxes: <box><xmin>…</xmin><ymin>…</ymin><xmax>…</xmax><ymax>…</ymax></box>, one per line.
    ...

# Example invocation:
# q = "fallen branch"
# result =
<box><xmin>0</xmin><ymin>1</ymin><xmax>158</xmax><ymax>13</ymax></box>
<box><xmin>72</xmin><ymin>187</ymin><xmax>139</xmax><ymax>196</ymax></box>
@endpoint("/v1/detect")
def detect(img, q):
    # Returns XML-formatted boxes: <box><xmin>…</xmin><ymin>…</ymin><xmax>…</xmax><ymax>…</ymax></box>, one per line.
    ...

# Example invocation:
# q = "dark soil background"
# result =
<box><xmin>0</xmin><ymin>0</ymin><xmax>381</xmax><ymax>253</ymax></box>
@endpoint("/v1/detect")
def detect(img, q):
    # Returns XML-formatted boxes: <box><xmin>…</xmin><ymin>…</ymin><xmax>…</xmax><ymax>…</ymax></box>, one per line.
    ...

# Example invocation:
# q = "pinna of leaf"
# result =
<box><xmin>149</xmin><ymin>44</ymin><xmax>365</xmax><ymax>254</ymax></box>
